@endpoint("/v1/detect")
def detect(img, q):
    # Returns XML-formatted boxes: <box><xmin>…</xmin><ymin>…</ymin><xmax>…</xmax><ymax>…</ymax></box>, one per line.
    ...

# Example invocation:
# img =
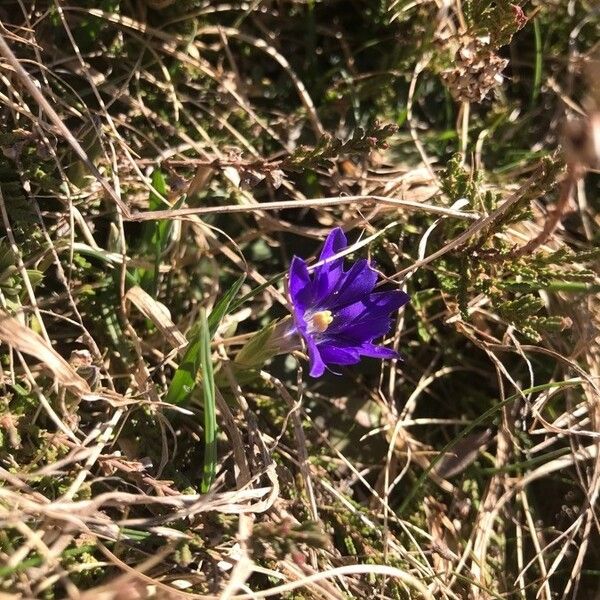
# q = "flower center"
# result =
<box><xmin>309</xmin><ymin>310</ymin><xmax>333</xmax><ymax>333</ymax></box>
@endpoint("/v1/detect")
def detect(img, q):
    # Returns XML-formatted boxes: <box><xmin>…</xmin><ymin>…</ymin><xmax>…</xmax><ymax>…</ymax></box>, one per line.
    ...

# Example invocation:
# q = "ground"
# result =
<box><xmin>0</xmin><ymin>1</ymin><xmax>599</xmax><ymax>599</ymax></box>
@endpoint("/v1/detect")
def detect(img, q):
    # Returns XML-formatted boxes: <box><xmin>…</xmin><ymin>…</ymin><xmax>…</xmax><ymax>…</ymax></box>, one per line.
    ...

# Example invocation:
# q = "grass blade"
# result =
<box><xmin>207</xmin><ymin>273</ymin><xmax>246</xmax><ymax>336</ymax></box>
<box><xmin>137</xmin><ymin>170</ymin><xmax>185</xmax><ymax>294</ymax></box>
<box><xmin>164</xmin><ymin>326</ymin><xmax>203</xmax><ymax>406</ymax></box>
<box><xmin>228</xmin><ymin>270</ymin><xmax>286</xmax><ymax>314</ymax></box>
<box><xmin>164</xmin><ymin>274</ymin><xmax>246</xmax><ymax>406</ymax></box>
<box><xmin>396</xmin><ymin>378</ymin><xmax>584</xmax><ymax>516</ymax></box>
<box><xmin>199</xmin><ymin>308</ymin><xmax>217</xmax><ymax>492</ymax></box>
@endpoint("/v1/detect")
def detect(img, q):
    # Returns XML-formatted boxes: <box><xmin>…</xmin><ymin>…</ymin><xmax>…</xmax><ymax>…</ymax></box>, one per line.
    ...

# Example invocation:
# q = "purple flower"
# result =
<box><xmin>288</xmin><ymin>227</ymin><xmax>410</xmax><ymax>378</ymax></box>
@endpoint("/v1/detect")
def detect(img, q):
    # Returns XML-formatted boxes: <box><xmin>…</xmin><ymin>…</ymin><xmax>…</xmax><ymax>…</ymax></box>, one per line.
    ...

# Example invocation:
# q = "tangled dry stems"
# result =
<box><xmin>0</xmin><ymin>2</ymin><xmax>599</xmax><ymax>599</ymax></box>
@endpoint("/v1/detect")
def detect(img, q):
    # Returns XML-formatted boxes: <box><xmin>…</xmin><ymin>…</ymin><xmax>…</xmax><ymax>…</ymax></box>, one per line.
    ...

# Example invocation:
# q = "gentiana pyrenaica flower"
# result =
<box><xmin>287</xmin><ymin>227</ymin><xmax>409</xmax><ymax>377</ymax></box>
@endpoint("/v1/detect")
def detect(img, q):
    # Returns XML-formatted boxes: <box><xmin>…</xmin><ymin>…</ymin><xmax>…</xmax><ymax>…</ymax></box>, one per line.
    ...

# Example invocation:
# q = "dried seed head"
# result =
<box><xmin>440</xmin><ymin>36</ymin><xmax>508</xmax><ymax>103</ymax></box>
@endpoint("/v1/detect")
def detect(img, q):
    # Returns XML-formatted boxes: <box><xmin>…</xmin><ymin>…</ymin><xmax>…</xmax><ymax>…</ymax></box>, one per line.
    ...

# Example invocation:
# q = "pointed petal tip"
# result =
<box><xmin>306</xmin><ymin>337</ymin><xmax>326</xmax><ymax>378</ymax></box>
<box><xmin>398</xmin><ymin>290</ymin><xmax>411</xmax><ymax>306</ymax></box>
<box><xmin>327</xmin><ymin>258</ymin><xmax>378</xmax><ymax>308</ymax></box>
<box><xmin>309</xmin><ymin>364</ymin><xmax>325</xmax><ymax>378</ymax></box>
<box><xmin>289</xmin><ymin>255</ymin><xmax>310</xmax><ymax>287</ymax></box>
<box><xmin>389</xmin><ymin>289</ymin><xmax>411</xmax><ymax>312</ymax></box>
<box><xmin>367</xmin><ymin>289</ymin><xmax>410</xmax><ymax>314</ymax></box>
<box><xmin>328</xmin><ymin>226</ymin><xmax>346</xmax><ymax>242</ymax></box>
<box><xmin>359</xmin><ymin>343</ymin><xmax>401</xmax><ymax>360</ymax></box>
<box><xmin>319</xmin><ymin>227</ymin><xmax>348</xmax><ymax>261</ymax></box>
<box><xmin>290</xmin><ymin>255</ymin><xmax>307</xmax><ymax>269</ymax></box>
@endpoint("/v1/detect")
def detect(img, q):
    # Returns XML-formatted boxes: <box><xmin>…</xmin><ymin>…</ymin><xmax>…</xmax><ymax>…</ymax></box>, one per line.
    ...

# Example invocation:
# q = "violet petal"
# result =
<box><xmin>288</xmin><ymin>256</ymin><xmax>313</xmax><ymax>315</ymax></box>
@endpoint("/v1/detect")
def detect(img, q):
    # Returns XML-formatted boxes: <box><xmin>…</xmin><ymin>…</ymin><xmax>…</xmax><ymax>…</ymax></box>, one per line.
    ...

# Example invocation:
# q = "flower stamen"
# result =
<box><xmin>310</xmin><ymin>310</ymin><xmax>333</xmax><ymax>333</ymax></box>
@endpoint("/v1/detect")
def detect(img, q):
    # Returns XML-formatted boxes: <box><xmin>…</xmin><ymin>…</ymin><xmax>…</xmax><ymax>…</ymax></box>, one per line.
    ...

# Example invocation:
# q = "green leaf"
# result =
<box><xmin>138</xmin><ymin>170</ymin><xmax>168</xmax><ymax>293</ymax></box>
<box><xmin>164</xmin><ymin>309</ymin><xmax>218</xmax><ymax>490</ymax></box>
<box><xmin>148</xmin><ymin>169</ymin><xmax>168</xmax><ymax>211</ymax></box>
<box><xmin>199</xmin><ymin>308</ymin><xmax>217</xmax><ymax>492</ymax></box>
<box><xmin>71</xmin><ymin>243</ymin><xmax>139</xmax><ymax>287</ymax></box>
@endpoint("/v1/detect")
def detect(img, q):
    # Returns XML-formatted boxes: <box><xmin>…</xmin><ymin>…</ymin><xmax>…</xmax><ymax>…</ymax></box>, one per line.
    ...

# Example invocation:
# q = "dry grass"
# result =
<box><xmin>0</xmin><ymin>2</ymin><xmax>599</xmax><ymax>599</ymax></box>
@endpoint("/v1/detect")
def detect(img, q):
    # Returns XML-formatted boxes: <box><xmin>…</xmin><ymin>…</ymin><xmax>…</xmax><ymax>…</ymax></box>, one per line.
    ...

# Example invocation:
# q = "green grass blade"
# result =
<box><xmin>164</xmin><ymin>274</ymin><xmax>246</xmax><ymax>406</ymax></box>
<box><xmin>139</xmin><ymin>169</ymin><xmax>168</xmax><ymax>293</ymax></box>
<box><xmin>207</xmin><ymin>273</ymin><xmax>246</xmax><ymax>336</ymax></box>
<box><xmin>71</xmin><ymin>242</ymin><xmax>139</xmax><ymax>286</ymax></box>
<box><xmin>199</xmin><ymin>308</ymin><xmax>217</xmax><ymax>492</ymax></box>
<box><xmin>136</xmin><ymin>169</ymin><xmax>188</xmax><ymax>294</ymax></box>
<box><xmin>164</xmin><ymin>324</ymin><xmax>203</xmax><ymax>406</ymax></box>
<box><xmin>0</xmin><ymin>544</ymin><xmax>97</xmax><ymax>577</ymax></box>
<box><xmin>228</xmin><ymin>270</ymin><xmax>286</xmax><ymax>314</ymax></box>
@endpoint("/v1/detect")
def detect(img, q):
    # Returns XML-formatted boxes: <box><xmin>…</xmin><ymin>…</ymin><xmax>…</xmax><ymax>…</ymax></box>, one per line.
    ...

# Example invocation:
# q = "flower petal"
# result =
<box><xmin>313</xmin><ymin>228</ymin><xmax>347</xmax><ymax>304</ymax></box>
<box><xmin>362</xmin><ymin>290</ymin><xmax>410</xmax><ymax>315</ymax></box>
<box><xmin>306</xmin><ymin>336</ymin><xmax>326</xmax><ymax>377</ymax></box>
<box><xmin>288</xmin><ymin>256</ymin><xmax>312</xmax><ymax>315</ymax></box>
<box><xmin>319</xmin><ymin>343</ymin><xmax>361</xmax><ymax>366</ymax></box>
<box><xmin>327</xmin><ymin>259</ymin><xmax>378</xmax><ymax>308</ymax></box>
<box><xmin>358</xmin><ymin>343</ymin><xmax>399</xmax><ymax>360</ymax></box>
<box><xmin>331</xmin><ymin>290</ymin><xmax>409</xmax><ymax>342</ymax></box>
<box><xmin>318</xmin><ymin>227</ymin><xmax>347</xmax><ymax>262</ymax></box>
<box><xmin>329</xmin><ymin>290</ymin><xmax>410</xmax><ymax>334</ymax></box>
<box><xmin>335</xmin><ymin>317</ymin><xmax>394</xmax><ymax>344</ymax></box>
